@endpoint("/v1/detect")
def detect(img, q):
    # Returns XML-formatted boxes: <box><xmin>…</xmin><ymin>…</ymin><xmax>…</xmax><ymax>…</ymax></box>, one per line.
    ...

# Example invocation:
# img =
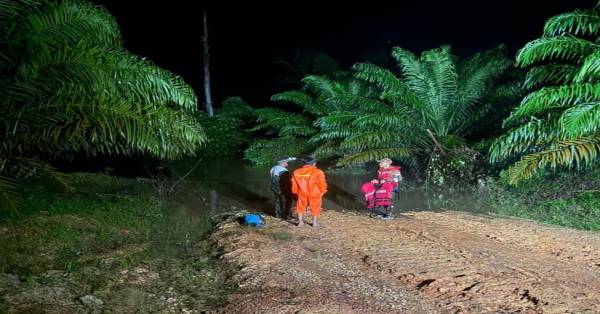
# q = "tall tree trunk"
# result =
<box><xmin>202</xmin><ymin>11</ymin><xmax>215</xmax><ymax>116</ymax></box>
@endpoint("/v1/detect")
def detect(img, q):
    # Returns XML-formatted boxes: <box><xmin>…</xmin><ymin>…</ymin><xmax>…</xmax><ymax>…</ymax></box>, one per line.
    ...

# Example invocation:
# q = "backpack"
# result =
<box><xmin>243</xmin><ymin>213</ymin><xmax>265</xmax><ymax>227</ymax></box>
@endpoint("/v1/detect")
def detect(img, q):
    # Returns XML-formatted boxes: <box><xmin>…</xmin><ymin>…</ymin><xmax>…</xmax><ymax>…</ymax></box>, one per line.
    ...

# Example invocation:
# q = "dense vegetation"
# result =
<box><xmin>0</xmin><ymin>0</ymin><xmax>205</xmax><ymax>209</ymax></box>
<box><xmin>491</xmin><ymin>5</ymin><xmax>600</xmax><ymax>184</ymax></box>
<box><xmin>239</xmin><ymin>2</ymin><xmax>600</xmax><ymax>231</ymax></box>
<box><xmin>2</xmin><ymin>0</ymin><xmax>600</xmax><ymax>311</ymax></box>
<box><xmin>244</xmin><ymin>46</ymin><xmax>521</xmax><ymax>184</ymax></box>
<box><xmin>0</xmin><ymin>1</ymin><xmax>597</xmax><ymax>221</ymax></box>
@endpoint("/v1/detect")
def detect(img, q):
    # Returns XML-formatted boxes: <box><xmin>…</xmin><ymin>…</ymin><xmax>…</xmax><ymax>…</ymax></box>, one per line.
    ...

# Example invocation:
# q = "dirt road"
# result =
<box><xmin>211</xmin><ymin>210</ymin><xmax>600</xmax><ymax>313</ymax></box>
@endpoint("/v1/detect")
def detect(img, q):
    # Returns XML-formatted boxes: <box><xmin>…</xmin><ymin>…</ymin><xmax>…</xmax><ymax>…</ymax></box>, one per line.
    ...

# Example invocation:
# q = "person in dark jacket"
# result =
<box><xmin>270</xmin><ymin>157</ymin><xmax>295</xmax><ymax>219</ymax></box>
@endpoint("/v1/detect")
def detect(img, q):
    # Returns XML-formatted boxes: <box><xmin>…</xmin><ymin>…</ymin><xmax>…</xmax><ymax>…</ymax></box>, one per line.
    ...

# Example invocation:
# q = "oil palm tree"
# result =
<box><xmin>313</xmin><ymin>45</ymin><xmax>514</xmax><ymax>168</ymax></box>
<box><xmin>244</xmin><ymin>72</ymin><xmax>376</xmax><ymax>165</ymax></box>
<box><xmin>490</xmin><ymin>3</ymin><xmax>600</xmax><ymax>184</ymax></box>
<box><xmin>0</xmin><ymin>0</ymin><xmax>205</xmax><ymax>209</ymax></box>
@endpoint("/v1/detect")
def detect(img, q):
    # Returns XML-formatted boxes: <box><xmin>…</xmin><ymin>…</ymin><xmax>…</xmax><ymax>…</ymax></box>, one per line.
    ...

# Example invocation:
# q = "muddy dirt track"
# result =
<box><xmin>211</xmin><ymin>210</ymin><xmax>600</xmax><ymax>313</ymax></box>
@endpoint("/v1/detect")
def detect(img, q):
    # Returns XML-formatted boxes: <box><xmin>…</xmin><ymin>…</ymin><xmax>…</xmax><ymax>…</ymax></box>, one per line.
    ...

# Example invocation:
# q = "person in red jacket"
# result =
<box><xmin>291</xmin><ymin>157</ymin><xmax>328</xmax><ymax>228</ymax></box>
<box><xmin>377</xmin><ymin>158</ymin><xmax>402</xmax><ymax>185</ymax></box>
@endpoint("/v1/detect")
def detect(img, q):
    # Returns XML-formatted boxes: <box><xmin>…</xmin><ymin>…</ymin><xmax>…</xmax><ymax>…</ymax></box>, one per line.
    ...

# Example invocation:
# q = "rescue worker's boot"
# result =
<box><xmin>312</xmin><ymin>217</ymin><xmax>319</xmax><ymax>229</ymax></box>
<box><xmin>297</xmin><ymin>213</ymin><xmax>304</xmax><ymax>227</ymax></box>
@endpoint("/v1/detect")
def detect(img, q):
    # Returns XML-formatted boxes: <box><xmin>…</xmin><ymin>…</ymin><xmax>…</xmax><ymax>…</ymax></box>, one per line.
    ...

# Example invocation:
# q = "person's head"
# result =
<box><xmin>304</xmin><ymin>157</ymin><xmax>316</xmax><ymax>166</ymax></box>
<box><xmin>378</xmin><ymin>158</ymin><xmax>392</xmax><ymax>168</ymax></box>
<box><xmin>276</xmin><ymin>157</ymin><xmax>289</xmax><ymax>167</ymax></box>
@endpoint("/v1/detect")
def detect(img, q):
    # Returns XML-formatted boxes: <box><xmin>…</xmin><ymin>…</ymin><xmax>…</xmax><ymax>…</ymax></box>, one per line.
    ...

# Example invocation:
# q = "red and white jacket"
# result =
<box><xmin>361</xmin><ymin>181</ymin><xmax>395</xmax><ymax>208</ymax></box>
<box><xmin>377</xmin><ymin>165</ymin><xmax>401</xmax><ymax>184</ymax></box>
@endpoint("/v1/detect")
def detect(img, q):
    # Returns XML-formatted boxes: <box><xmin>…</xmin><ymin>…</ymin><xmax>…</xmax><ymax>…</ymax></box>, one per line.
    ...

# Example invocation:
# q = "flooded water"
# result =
<box><xmin>186</xmin><ymin>158</ymin><xmax>429</xmax><ymax>215</ymax></box>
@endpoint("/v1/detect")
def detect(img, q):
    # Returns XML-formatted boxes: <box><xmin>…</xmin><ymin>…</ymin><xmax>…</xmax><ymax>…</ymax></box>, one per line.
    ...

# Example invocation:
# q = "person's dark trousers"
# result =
<box><xmin>274</xmin><ymin>192</ymin><xmax>294</xmax><ymax>219</ymax></box>
<box><xmin>274</xmin><ymin>192</ymin><xmax>287</xmax><ymax>218</ymax></box>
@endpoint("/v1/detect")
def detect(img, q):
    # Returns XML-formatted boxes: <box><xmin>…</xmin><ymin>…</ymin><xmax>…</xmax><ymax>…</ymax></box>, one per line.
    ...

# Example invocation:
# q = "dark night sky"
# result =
<box><xmin>93</xmin><ymin>1</ymin><xmax>597</xmax><ymax>106</ymax></box>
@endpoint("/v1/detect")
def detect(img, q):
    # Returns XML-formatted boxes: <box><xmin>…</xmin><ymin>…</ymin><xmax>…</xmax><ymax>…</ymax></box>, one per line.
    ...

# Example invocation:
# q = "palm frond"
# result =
<box><xmin>339</xmin><ymin>131</ymin><xmax>400</xmax><ymax>151</ymax></box>
<box><xmin>516</xmin><ymin>36</ymin><xmax>596</xmax><ymax>67</ymax></box>
<box><xmin>250</xmin><ymin>108</ymin><xmax>310</xmax><ymax>136</ymax></box>
<box><xmin>0</xmin><ymin>175</ymin><xmax>19</xmax><ymax>212</ymax></box>
<box><xmin>327</xmin><ymin>93</ymin><xmax>385</xmax><ymax>112</ymax></box>
<box><xmin>392</xmin><ymin>47</ymin><xmax>424</xmax><ymax>86</ymax></box>
<box><xmin>350</xmin><ymin>112</ymin><xmax>410</xmax><ymax>129</ymax></box>
<box><xmin>271</xmin><ymin>90</ymin><xmax>320</xmax><ymax>114</ymax></box>
<box><xmin>506</xmin><ymin>136</ymin><xmax>600</xmax><ymax>184</ymax></box>
<box><xmin>337</xmin><ymin>147</ymin><xmax>414</xmax><ymax>166</ymax></box>
<box><xmin>457</xmin><ymin>45</ymin><xmax>512</xmax><ymax>110</ymax></box>
<box><xmin>302</xmin><ymin>75</ymin><xmax>343</xmax><ymax>98</ymax></box>
<box><xmin>505</xmin><ymin>83</ymin><xmax>600</xmax><ymax>124</ymax></box>
<box><xmin>543</xmin><ymin>9</ymin><xmax>600</xmax><ymax>37</ymax></box>
<box><xmin>390</xmin><ymin>47</ymin><xmax>431</xmax><ymax>108</ymax></box>
<box><xmin>279</xmin><ymin>125</ymin><xmax>317</xmax><ymax>137</ymax></box>
<box><xmin>310</xmin><ymin>128</ymin><xmax>356</xmax><ymax>142</ymax></box>
<box><xmin>560</xmin><ymin>102</ymin><xmax>600</xmax><ymax>137</ymax></box>
<box><xmin>352</xmin><ymin>62</ymin><xmax>415</xmax><ymax>100</ymax></box>
<box><xmin>313</xmin><ymin>141</ymin><xmax>342</xmax><ymax>159</ymax></box>
<box><xmin>523</xmin><ymin>64</ymin><xmax>579</xmax><ymax>89</ymax></box>
<box><xmin>0</xmin><ymin>0</ymin><xmax>43</xmax><ymax>24</ymax></box>
<box><xmin>575</xmin><ymin>49</ymin><xmax>600</xmax><ymax>82</ymax></box>
<box><xmin>490</xmin><ymin>118</ymin><xmax>559</xmax><ymax>162</ymax></box>
<box><xmin>420</xmin><ymin>47</ymin><xmax>459</xmax><ymax>135</ymax></box>
<box><xmin>18</xmin><ymin>0</ymin><xmax>122</xmax><ymax>50</ymax></box>
<box><xmin>314</xmin><ymin>111</ymin><xmax>357</xmax><ymax>129</ymax></box>
<box><xmin>9</xmin><ymin>44</ymin><xmax>197</xmax><ymax>112</ymax></box>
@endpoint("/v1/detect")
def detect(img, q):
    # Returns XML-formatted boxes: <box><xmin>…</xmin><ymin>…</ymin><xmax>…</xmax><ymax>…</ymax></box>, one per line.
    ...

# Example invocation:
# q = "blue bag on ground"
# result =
<box><xmin>243</xmin><ymin>213</ymin><xmax>265</xmax><ymax>227</ymax></box>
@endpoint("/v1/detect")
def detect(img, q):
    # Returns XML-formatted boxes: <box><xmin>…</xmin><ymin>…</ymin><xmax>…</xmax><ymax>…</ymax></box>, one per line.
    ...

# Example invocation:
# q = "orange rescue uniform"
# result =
<box><xmin>291</xmin><ymin>165</ymin><xmax>328</xmax><ymax>217</ymax></box>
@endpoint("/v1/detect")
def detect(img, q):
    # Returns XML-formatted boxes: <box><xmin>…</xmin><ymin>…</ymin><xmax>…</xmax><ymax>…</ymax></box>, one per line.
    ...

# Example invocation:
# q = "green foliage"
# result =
<box><xmin>250</xmin><ymin>108</ymin><xmax>315</xmax><ymax>137</ymax></box>
<box><xmin>491</xmin><ymin>4</ymin><xmax>600</xmax><ymax>184</ymax></box>
<box><xmin>0</xmin><ymin>175</ymin><xmax>18</xmax><ymax>211</ymax></box>
<box><xmin>197</xmin><ymin>115</ymin><xmax>245</xmax><ymax>157</ymax></box>
<box><xmin>247</xmin><ymin>46</ymin><xmax>515</xmax><ymax>175</ymax></box>
<box><xmin>427</xmin><ymin>146</ymin><xmax>480</xmax><ymax>187</ymax></box>
<box><xmin>244</xmin><ymin>73</ymin><xmax>365</xmax><ymax>165</ymax></box>
<box><xmin>0</xmin><ymin>173</ymin><xmax>161</xmax><ymax>275</ymax></box>
<box><xmin>245</xmin><ymin>137</ymin><xmax>313</xmax><ymax>166</ymax></box>
<box><xmin>218</xmin><ymin>96</ymin><xmax>255</xmax><ymax>120</ymax></box>
<box><xmin>477</xmin><ymin>169</ymin><xmax>600</xmax><ymax>231</ymax></box>
<box><xmin>1</xmin><ymin>0</ymin><xmax>204</xmax><ymax>159</ymax></box>
<box><xmin>199</xmin><ymin>97</ymin><xmax>255</xmax><ymax>157</ymax></box>
<box><xmin>313</xmin><ymin>45</ymin><xmax>514</xmax><ymax>173</ymax></box>
<box><xmin>0</xmin><ymin>0</ymin><xmax>205</xmax><ymax>209</ymax></box>
<box><xmin>0</xmin><ymin>173</ymin><xmax>234</xmax><ymax>311</ymax></box>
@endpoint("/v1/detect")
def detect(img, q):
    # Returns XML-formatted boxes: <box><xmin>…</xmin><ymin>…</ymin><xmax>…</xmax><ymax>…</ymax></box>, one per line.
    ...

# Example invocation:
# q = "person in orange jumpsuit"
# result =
<box><xmin>291</xmin><ymin>157</ymin><xmax>327</xmax><ymax>228</ymax></box>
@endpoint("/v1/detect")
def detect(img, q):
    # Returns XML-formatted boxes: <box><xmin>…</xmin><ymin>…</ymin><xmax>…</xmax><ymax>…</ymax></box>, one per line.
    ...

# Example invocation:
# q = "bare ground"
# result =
<box><xmin>211</xmin><ymin>210</ymin><xmax>600</xmax><ymax>313</ymax></box>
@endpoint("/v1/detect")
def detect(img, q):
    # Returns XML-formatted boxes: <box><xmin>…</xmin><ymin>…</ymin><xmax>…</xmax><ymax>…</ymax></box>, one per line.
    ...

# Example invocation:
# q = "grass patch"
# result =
<box><xmin>0</xmin><ymin>174</ymin><xmax>161</xmax><ymax>276</ymax></box>
<box><xmin>267</xmin><ymin>230</ymin><xmax>294</xmax><ymax>241</ymax></box>
<box><xmin>0</xmin><ymin>172</ymin><xmax>234</xmax><ymax>312</ymax></box>
<box><xmin>440</xmin><ymin>169</ymin><xmax>600</xmax><ymax>231</ymax></box>
<box><xmin>485</xmin><ymin>189</ymin><xmax>600</xmax><ymax>230</ymax></box>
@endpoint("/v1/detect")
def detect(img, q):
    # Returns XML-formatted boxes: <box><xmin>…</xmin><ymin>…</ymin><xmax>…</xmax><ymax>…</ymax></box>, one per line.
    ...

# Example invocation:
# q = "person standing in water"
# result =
<box><xmin>270</xmin><ymin>157</ymin><xmax>294</xmax><ymax>219</ymax></box>
<box><xmin>291</xmin><ymin>157</ymin><xmax>327</xmax><ymax>228</ymax></box>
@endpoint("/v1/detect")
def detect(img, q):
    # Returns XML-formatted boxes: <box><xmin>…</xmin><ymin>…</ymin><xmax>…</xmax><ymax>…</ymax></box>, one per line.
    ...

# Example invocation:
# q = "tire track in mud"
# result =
<box><xmin>213</xmin><ymin>210</ymin><xmax>600</xmax><ymax>313</ymax></box>
<box><xmin>212</xmin><ymin>216</ymin><xmax>437</xmax><ymax>313</ymax></box>
<box><xmin>319</xmin><ymin>211</ymin><xmax>600</xmax><ymax>313</ymax></box>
